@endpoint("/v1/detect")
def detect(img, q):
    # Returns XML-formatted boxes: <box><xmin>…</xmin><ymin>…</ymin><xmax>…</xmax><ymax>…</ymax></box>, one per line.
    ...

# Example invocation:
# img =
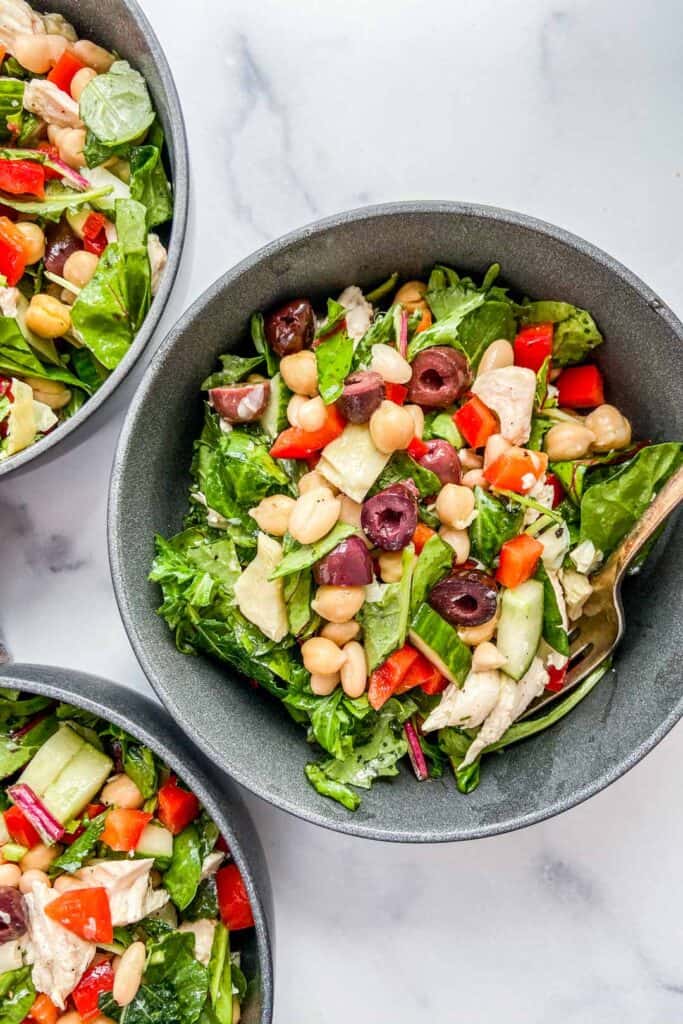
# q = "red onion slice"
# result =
<box><xmin>8</xmin><ymin>783</ymin><xmax>65</xmax><ymax>844</ymax></box>
<box><xmin>398</xmin><ymin>309</ymin><xmax>408</xmax><ymax>358</ymax></box>
<box><xmin>404</xmin><ymin>721</ymin><xmax>428</xmax><ymax>781</ymax></box>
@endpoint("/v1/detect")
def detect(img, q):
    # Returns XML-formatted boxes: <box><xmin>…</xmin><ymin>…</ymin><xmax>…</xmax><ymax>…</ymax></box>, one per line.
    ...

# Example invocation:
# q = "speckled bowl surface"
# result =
<box><xmin>0</xmin><ymin>663</ymin><xmax>273</xmax><ymax>1023</ymax></box>
<box><xmin>0</xmin><ymin>0</ymin><xmax>189</xmax><ymax>477</ymax></box>
<box><xmin>109</xmin><ymin>201</ymin><xmax>683</xmax><ymax>842</ymax></box>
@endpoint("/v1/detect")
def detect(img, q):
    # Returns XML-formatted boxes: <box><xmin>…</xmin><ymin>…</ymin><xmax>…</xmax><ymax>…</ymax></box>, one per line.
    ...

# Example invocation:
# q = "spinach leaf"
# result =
<box><xmin>50</xmin><ymin>812</ymin><xmax>107</xmax><ymax>874</ymax></box>
<box><xmin>70</xmin><ymin>347</ymin><xmax>108</xmax><ymax>392</ymax></box>
<box><xmin>315</xmin><ymin>298</ymin><xmax>347</xmax><ymax>338</ymax></box>
<box><xmin>145</xmin><ymin>931</ymin><xmax>209</xmax><ymax>1024</ymax></box>
<box><xmin>0</xmin><ymin>316</ymin><xmax>90</xmax><ymax>392</ymax></box>
<box><xmin>0</xmin><ymin>691</ymin><xmax>52</xmax><ymax>722</ymax></box>
<box><xmin>0</xmin><ymin>184</ymin><xmax>112</xmax><ymax>220</ymax></box>
<box><xmin>123</xmin><ymin>743</ymin><xmax>158</xmax><ymax>799</ymax></box>
<box><xmin>469</xmin><ymin>487</ymin><xmax>524</xmax><ymax>567</ymax></box>
<box><xmin>268</xmin><ymin>522</ymin><xmax>357</xmax><ymax>579</ymax></box>
<box><xmin>535</xmin><ymin>562</ymin><xmax>569</xmax><ymax>656</ymax></box>
<box><xmin>551</xmin><ymin>460</ymin><xmax>588</xmax><ymax>504</ymax></box>
<box><xmin>130</xmin><ymin>123</ymin><xmax>173</xmax><ymax>228</ymax></box>
<box><xmin>410</xmin><ymin>534</ymin><xmax>453</xmax><ymax>616</ymax></box>
<box><xmin>304</xmin><ymin>764</ymin><xmax>360</xmax><ymax>810</ymax></box>
<box><xmin>100</xmin><ymin>982</ymin><xmax>181</xmax><ymax>1024</ymax></box>
<box><xmin>315</xmin><ymin>330</ymin><xmax>354</xmax><ymax>404</ymax></box>
<box><xmin>0</xmin><ymin>967</ymin><xmax>35</xmax><ymax>1024</ymax></box>
<box><xmin>520</xmin><ymin>300</ymin><xmax>603</xmax><ymax>366</ymax></box>
<box><xmin>357</xmin><ymin>547</ymin><xmax>415</xmax><ymax>670</ymax></box>
<box><xmin>250</xmin><ymin>312</ymin><xmax>278</xmax><ymax>376</ymax></box>
<box><xmin>579</xmin><ymin>443</ymin><xmax>682</xmax><ymax>556</ymax></box>
<box><xmin>455</xmin><ymin>300</ymin><xmax>516</xmax><ymax>368</ymax></box>
<box><xmin>184</xmin><ymin>876</ymin><xmax>219</xmax><ymax>922</ymax></box>
<box><xmin>371</xmin><ymin>452</ymin><xmax>440</xmax><ymax>498</ymax></box>
<box><xmin>350</xmin><ymin>304</ymin><xmax>397</xmax><ymax>371</ymax></box>
<box><xmin>407</xmin><ymin>292</ymin><xmax>485</xmax><ymax>360</ymax></box>
<box><xmin>164</xmin><ymin>824</ymin><xmax>202</xmax><ymax>911</ymax></box>
<box><xmin>201</xmin><ymin>354</ymin><xmax>265</xmax><ymax>390</ymax></box>
<box><xmin>80</xmin><ymin>61</ymin><xmax>155</xmax><ymax>148</ymax></box>
<box><xmin>206</xmin><ymin>923</ymin><xmax>233</xmax><ymax>1024</ymax></box>
<box><xmin>0</xmin><ymin>714</ymin><xmax>57</xmax><ymax>780</ymax></box>
<box><xmin>196</xmin><ymin>421</ymin><xmax>290</xmax><ymax>514</ymax></box>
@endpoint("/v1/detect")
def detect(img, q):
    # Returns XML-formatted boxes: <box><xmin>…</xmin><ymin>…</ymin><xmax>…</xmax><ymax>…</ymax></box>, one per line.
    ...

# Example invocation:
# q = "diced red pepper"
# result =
<box><xmin>27</xmin><ymin>993</ymin><xmax>58</xmax><ymax>1024</ymax></box>
<box><xmin>545</xmin><ymin>471</ymin><xmax>564</xmax><ymax>508</ymax></box>
<box><xmin>216</xmin><ymin>864</ymin><xmax>254</xmax><ymax>931</ymax></box>
<box><xmin>47</xmin><ymin>50</ymin><xmax>85</xmax><ymax>94</ymax></box>
<box><xmin>0</xmin><ymin>159</ymin><xmax>45</xmax><ymax>199</ymax></box>
<box><xmin>82</xmin><ymin>212</ymin><xmax>107</xmax><ymax>241</ymax></box>
<box><xmin>395</xmin><ymin>651</ymin><xmax>445</xmax><ymax>697</ymax></box>
<box><xmin>495</xmin><ymin>534</ymin><xmax>544</xmax><ymax>588</ymax></box>
<box><xmin>270</xmin><ymin>403</ymin><xmax>345</xmax><ymax>459</ymax></box>
<box><xmin>545</xmin><ymin>664</ymin><xmax>568</xmax><ymax>693</ymax></box>
<box><xmin>412</xmin><ymin>522</ymin><xmax>435</xmax><ymax>554</ymax></box>
<box><xmin>484</xmin><ymin>446</ymin><xmax>548</xmax><ymax>494</ymax></box>
<box><xmin>100</xmin><ymin>808</ymin><xmax>152</xmax><ymax>852</ymax></box>
<box><xmin>453</xmin><ymin>395</ymin><xmax>499</xmax><ymax>448</ymax></box>
<box><xmin>406</xmin><ymin>436</ymin><xmax>429</xmax><ymax>460</ymax></box>
<box><xmin>367</xmin><ymin>644</ymin><xmax>420</xmax><ymax>711</ymax></box>
<box><xmin>419</xmin><ymin>671</ymin><xmax>449</xmax><ymax>696</ymax></box>
<box><xmin>157</xmin><ymin>778</ymin><xmax>200</xmax><ymax>836</ymax></box>
<box><xmin>4</xmin><ymin>804</ymin><xmax>40</xmax><ymax>847</ymax></box>
<box><xmin>384</xmin><ymin>382</ymin><xmax>408</xmax><ymax>405</ymax></box>
<box><xmin>72</xmin><ymin>962</ymin><xmax>115</xmax><ymax>1022</ymax></box>
<box><xmin>45</xmin><ymin>887</ymin><xmax>113</xmax><ymax>944</ymax></box>
<box><xmin>513</xmin><ymin>322</ymin><xmax>554</xmax><ymax>373</ymax></box>
<box><xmin>0</xmin><ymin>216</ymin><xmax>28</xmax><ymax>285</ymax></box>
<box><xmin>556</xmin><ymin>364</ymin><xmax>604</xmax><ymax>409</ymax></box>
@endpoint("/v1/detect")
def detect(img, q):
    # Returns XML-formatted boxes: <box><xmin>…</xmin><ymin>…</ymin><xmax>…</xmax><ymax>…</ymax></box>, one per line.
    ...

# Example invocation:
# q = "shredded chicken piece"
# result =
<box><xmin>0</xmin><ymin>0</ymin><xmax>43</xmax><ymax>50</ymax></box>
<box><xmin>200</xmin><ymin>850</ymin><xmax>224</xmax><ymax>880</ymax></box>
<box><xmin>23</xmin><ymin>882</ymin><xmax>96</xmax><ymax>1009</ymax></box>
<box><xmin>512</xmin><ymin>657</ymin><xmax>550</xmax><ymax>719</ymax></box>
<box><xmin>23</xmin><ymin>79</ymin><xmax>82</xmax><ymax>128</ymax></box>
<box><xmin>0</xmin><ymin>285</ymin><xmax>19</xmax><ymax>318</ymax></box>
<box><xmin>147</xmin><ymin>233</ymin><xmax>168</xmax><ymax>296</ymax></box>
<box><xmin>76</xmin><ymin>858</ymin><xmax>168</xmax><ymax>926</ymax></box>
<box><xmin>471</xmin><ymin>365</ymin><xmax>536</xmax><ymax>445</ymax></box>
<box><xmin>461</xmin><ymin>675</ymin><xmax>518</xmax><ymax>767</ymax></box>
<box><xmin>422</xmin><ymin>670</ymin><xmax>501</xmax><ymax>733</ymax></box>
<box><xmin>179</xmin><ymin>919</ymin><xmax>217</xmax><ymax>966</ymax></box>
<box><xmin>337</xmin><ymin>285</ymin><xmax>373</xmax><ymax>341</ymax></box>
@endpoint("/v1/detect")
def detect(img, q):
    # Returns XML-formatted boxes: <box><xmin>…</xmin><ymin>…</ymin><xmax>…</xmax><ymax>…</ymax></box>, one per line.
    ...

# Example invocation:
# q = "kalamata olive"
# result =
<box><xmin>0</xmin><ymin>886</ymin><xmax>27</xmax><ymax>942</ymax></box>
<box><xmin>264</xmin><ymin>299</ymin><xmax>315</xmax><ymax>356</ymax></box>
<box><xmin>407</xmin><ymin>347</ymin><xmax>471</xmax><ymax>408</ymax></box>
<box><xmin>418</xmin><ymin>439</ymin><xmax>461</xmax><ymax>486</ymax></box>
<box><xmin>337</xmin><ymin>370</ymin><xmax>384</xmax><ymax>424</ymax></box>
<box><xmin>429</xmin><ymin>569</ymin><xmax>498</xmax><ymax>627</ymax></box>
<box><xmin>361</xmin><ymin>484</ymin><xmax>418</xmax><ymax>551</ymax></box>
<box><xmin>314</xmin><ymin>535</ymin><xmax>374</xmax><ymax>586</ymax></box>
<box><xmin>44</xmin><ymin>221</ymin><xmax>81</xmax><ymax>276</ymax></box>
<box><xmin>210</xmin><ymin>381</ymin><xmax>270</xmax><ymax>423</ymax></box>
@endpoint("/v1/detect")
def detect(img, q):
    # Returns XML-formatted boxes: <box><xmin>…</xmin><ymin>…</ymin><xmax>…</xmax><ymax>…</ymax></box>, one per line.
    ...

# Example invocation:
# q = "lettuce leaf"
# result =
<box><xmin>268</xmin><ymin>522</ymin><xmax>357</xmax><ymax>579</ymax></box>
<box><xmin>535</xmin><ymin>561</ymin><xmax>569</xmax><ymax>656</ymax></box>
<box><xmin>371</xmin><ymin>451</ymin><xmax>440</xmax><ymax>498</ymax></box>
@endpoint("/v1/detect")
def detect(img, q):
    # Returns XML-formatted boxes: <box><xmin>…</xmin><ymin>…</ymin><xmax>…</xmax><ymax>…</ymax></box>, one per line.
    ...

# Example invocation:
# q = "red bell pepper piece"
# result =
<box><xmin>367</xmin><ymin>644</ymin><xmax>420</xmax><ymax>711</ymax></box>
<box><xmin>82</xmin><ymin>211</ymin><xmax>108</xmax><ymax>255</ymax></box>
<box><xmin>495</xmin><ymin>534</ymin><xmax>544</xmax><ymax>588</ymax></box>
<box><xmin>545</xmin><ymin>663</ymin><xmax>568</xmax><ymax>693</ymax></box>
<box><xmin>453</xmin><ymin>395</ymin><xmax>499</xmax><ymax>448</ymax></box>
<box><xmin>0</xmin><ymin>159</ymin><xmax>45</xmax><ymax>198</ymax></box>
<box><xmin>384</xmin><ymin>382</ymin><xmax>408</xmax><ymax>405</ymax></box>
<box><xmin>556</xmin><ymin>364</ymin><xmax>604</xmax><ymax>409</ymax></box>
<box><xmin>484</xmin><ymin>446</ymin><xmax>548</xmax><ymax>494</ymax></box>
<box><xmin>216</xmin><ymin>864</ymin><xmax>254</xmax><ymax>931</ymax></box>
<box><xmin>157</xmin><ymin>778</ymin><xmax>200</xmax><ymax>836</ymax></box>
<box><xmin>27</xmin><ymin>993</ymin><xmax>58</xmax><ymax>1024</ymax></box>
<box><xmin>411</xmin><ymin>522</ymin><xmax>435</xmax><ymax>554</ymax></box>
<box><xmin>406</xmin><ymin>436</ymin><xmax>429</xmax><ymax>460</ymax></box>
<box><xmin>47</xmin><ymin>50</ymin><xmax>85</xmax><ymax>94</ymax></box>
<box><xmin>513</xmin><ymin>322</ymin><xmax>554</xmax><ymax>372</ymax></box>
<box><xmin>0</xmin><ymin>216</ymin><xmax>28</xmax><ymax>286</ymax></box>
<box><xmin>395</xmin><ymin>651</ymin><xmax>445</xmax><ymax>696</ymax></box>
<box><xmin>72</xmin><ymin>962</ymin><xmax>115</xmax><ymax>1022</ymax></box>
<box><xmin>419</xmin><ymin>670</ymin><xmax>449</xmax><ymax>696</ymax></box>
<box><xmin>270</xmin><ymin>403</ymin><xmax>345</xmax><ymax>459</ymax></box>
<box><xmin>100</xmin><ymin>808</ymin><xmax>152</xmax><ymax>852</ymax></box>
<box><xmin>545</xmin><ymin>471</ymin><xmax>564</xmax><ymax>508</ymax></box>
<box><xmin>4</xmin><ymin>804</ymin><xmax>40</xmax><ymax>847</ymax></box>
<box><xmin>45</xmin><ymin>887</ymin><xmax>113</xmax><ymax>943</ymax></box>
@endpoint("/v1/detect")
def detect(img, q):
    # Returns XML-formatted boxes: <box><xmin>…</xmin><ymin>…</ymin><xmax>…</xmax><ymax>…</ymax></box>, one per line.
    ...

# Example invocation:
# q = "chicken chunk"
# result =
<box><xmin>471</xmin><ymin>365</ymin><xmax>536</xmax><ymax>445</ymax></box>
<box><xmin>0</xmin><ymin>285</ymin><xmax>19</xmax><ymax>318</ymax></box>
<box><xmin>179</xmin><ymin>919</ymin><xmax>217</xmax><ymax>967</ymax></box>
<box><xmin>511</xmin><ymin>657</ymin><xmax>550</xmax><ymax>719</ymax></box>
<box><xmin>460</xmin><ymin>676</ymin><xmax>518</xmax><ymax>767</ymax></box>
<box><xmin>23</xmin><ymin>882</ymin><xmax>96</xmax><ymax>1010</ymax></box>
<box><xmin>0</xmin><ymin>0</ymin><xmax>43</xmax><ymax>50</ymax></box>
<box><xmin>76</xmin><ymin>858</ymin><xmax>168</xmax><ymax>926</ymax></box>
<box><xmin>23</xmin><ymin>79</ymin><xmax>82</xmax><ymax>128</ymax></box>
<box><xmin>422</xmin><ymin>670</ymin><xmax>501</xmax><ymax>733</ymax></box>
<box><xmin>560</xmin><ymin>567</ymin><xmax>594</xmax><ymax>621</ymax></box>
<box><xmin>200</xmin><ymin>850</ymin><xmax>224</xmax><ymax>880</ymax></box>
<box><xmin>147</xmin><ymin>233</ymin><xmax>168</xmax><ymax>296</ymax></box>
<box><xmin>337</xmin><ymin>285</ymin><xmax>373</xmax><ymax>341</ymax></box>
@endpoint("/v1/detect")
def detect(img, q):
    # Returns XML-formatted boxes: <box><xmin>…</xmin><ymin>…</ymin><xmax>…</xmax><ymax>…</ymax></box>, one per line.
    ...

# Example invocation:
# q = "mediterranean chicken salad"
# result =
<box><xmin>0</xmin><ymin>691</ymin><xmax>254</xmax><ymax>1023</ymax></box>
<box><xmin>0</xmin><ymin>0</ymin><xmax>172</xmax><ymax>461</ymax></box>
<box><xmin>151</xmin><ymin>263</ymin><xmax>681</xmax><ymax>811</ymax></box>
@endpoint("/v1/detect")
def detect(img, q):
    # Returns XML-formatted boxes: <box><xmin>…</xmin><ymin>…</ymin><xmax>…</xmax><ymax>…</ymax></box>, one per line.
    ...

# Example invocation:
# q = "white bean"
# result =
<box><xmin>113</xmin><ymin>941</ymin><xmax>146</xmax><ymax>1007</ymax></box>
<box><xmin>370</xmin><ymin>343</ymin><xmax>412</xmax><ymax>384</ymax></box>
<box><xmin>288</xmin><ymin>488</ymin><xmax>340</xmax><ymax>544</ymax></box>
<box><xmin>340</xmin><ymin>641</ymin><xmax>368</xmax><ymax>698</ymax></box>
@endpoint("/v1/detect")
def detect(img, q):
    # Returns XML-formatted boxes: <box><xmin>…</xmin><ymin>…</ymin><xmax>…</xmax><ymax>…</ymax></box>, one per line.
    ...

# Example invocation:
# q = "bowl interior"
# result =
<box><xmin>0</xmin><ymin>663</ymin><xmax>273</xmax><ymax>1023</ymax></box>
<box><xmin>110</xmin><ymin>202</ymin><xmax>683</xmax><ymax>841</ymax></box>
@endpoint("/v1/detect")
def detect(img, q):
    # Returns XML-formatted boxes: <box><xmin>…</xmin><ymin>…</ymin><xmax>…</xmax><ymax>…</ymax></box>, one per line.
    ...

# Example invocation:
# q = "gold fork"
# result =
<box><xmin>525</xmin><ymin>465</ymin><xmax>683</xmax><ymax>718</ymax></box>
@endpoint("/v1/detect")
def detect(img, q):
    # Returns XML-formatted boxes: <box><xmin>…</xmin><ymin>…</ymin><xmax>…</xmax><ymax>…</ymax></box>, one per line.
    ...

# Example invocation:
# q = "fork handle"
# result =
<box><xmin>612</xmin><ymin>464</ymin><xmax>683</xmax><ymax>582</ymax></box>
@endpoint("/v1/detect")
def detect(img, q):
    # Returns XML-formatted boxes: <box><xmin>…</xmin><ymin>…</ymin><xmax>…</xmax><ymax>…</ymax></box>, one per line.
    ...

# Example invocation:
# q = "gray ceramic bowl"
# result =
<box><xmin>0</xmin><ymin>662</ymin><xmax>273</xmax><ymax>1023</ymax></box>
<box><xmin>0</xmin><ymin>0</ymin><xmax>189</xmax><ymax>477</ymax></box>
<box><xmin>109</xmin><ymin>201</ymin><xmax>683</xmax><ymax>842</ymax></box>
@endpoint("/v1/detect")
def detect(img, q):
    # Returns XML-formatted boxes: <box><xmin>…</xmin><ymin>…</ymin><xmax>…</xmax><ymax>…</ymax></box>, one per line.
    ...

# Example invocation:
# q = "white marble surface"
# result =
<box><xmin>3</xmin><ymin>0</ymin><xmax>683</xmax><ymax>1019</ymax></box>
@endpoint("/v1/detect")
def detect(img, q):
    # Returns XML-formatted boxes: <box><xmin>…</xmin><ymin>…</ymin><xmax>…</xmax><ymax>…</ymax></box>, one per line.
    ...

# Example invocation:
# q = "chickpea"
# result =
<box><xmin>309</xmin><ymin>671</ymin><xmax>340</xmax><ymax>696</ymax></box>
<box><xmin>395</xmin><ymin>280</ymin><xmax>427</xmax><ymax>312</ymax></box>
<box><xmin>100</xmin><ymin>773</ymin><xmax>145</xmax><ymax>809</ymax></box>
<box><xmin>0</xmin><ymin>863</ymin><xmax>21</xmax><ymax>887</ymax></box>
<box><xmin>20</xmin><ymin>843</ymin><xmax>61</xmax><ymax>873</ymax></box>
<box><xmin>404</xmin><ymin>404</ymin><xmax>424</xmax><ymax>439</ymax></box>
<box><xmin>584</xmin><ymin>404</ymin><xmax>632</xmax><ymax>452</ymax></box>
<box><xmin>298</xmin><ymin>396</ymin><xmax>327</xmax><ymax>432</ymax></box>
<box><xmin>279</xmin><ymin>350</ymin><xmax>317</xmax><ymax>396</ymax></box>
<box><xmin>298</xmin><ymin>470</ymin><xmax>334</xmax><ymax>495</ymax></box>
<box><xmin>249</xmin><ymin>494</ymin><xmax>295</xmax><ymax>537</ymax></box>
<box><xmin>26</xmin><ymin>294</ymin><xmax>72</xmax><ymax>339</ymax></box>
<box><xmin>477</xmin><ymin>338</ymin><xmax>514</xmax><ymax>376</ymax></box>
<box><xmin>461</xmin><ymin>469</ymin><xmax>488</xmax><ymax>490</ymax></box>
<box><xmin>312</xmin><ymin>585</ymin><xmax>365</xmax><ymax>623</ymax></box>
<box><xmin>369</xmin><ymin>400</ymin><xmax>415</xmax><ymax>454</ymax></box>
<box><xmin>340</xmin><ymin>641</ymin><xmax>368</xmax><ymax>698</ymax></box>
<box><xmin>544</xmin><ymin>422</ymin><xmax>595</xmax><ymax>462</ymax></box>
<box><xmin>436</xmin><ymin>484</ymin><xmax>475</xmax><ymax>530</ymax></box>
<box><xmin>439</xmin><ymin>526</ymin><xmax>470</xmax><ymax>564</ymax></box>
<box><xmin>484</xmin><ymin>433</ymin><xmax>511</xmax><ymax>469</ymax></box>
<box><xmin>15</xmin><ymin>222</ymin><xmax>45</xmax><ymax>265</ymax></box>
<box><xmin>58</xmin><ymin>128</ymin><xmax>86</xmax><ymax>170</ymax></box>
<box><xmin>459</xmin><ymin>614</ymin><xmax>498</xmax><ymax>645</ymax></box>
<box><xmin>288</xmin><ymin>488</ymin><xmax>340</xmax><ymax>544</ymax></box>
<box><xmin>70</xmin><ymin>66</ymin><xmax>98</xmax><ymax>102</ymax></box>
<box><xmin>19</xmin><ymin>869</ymin><xmax>51</xmax><ymax>893</ymax></box>
<box><xmin>72</xmin><ymin>39</ymin><xmax>116</xmax><ymax>73</ymax></box>
<box><xmin>113</xmin><ymin>941</ymin><xmax>146</xmax><ymax>1007</ymax></box>
<box><xmin>370</xmin><ymin>343</ymin><xmax>412</xmax><ymax>384</ymax></box>
<box><xmin>459</xmin><ymin>448</ymin><xmax>484</xmax><ymax>470</ymax></box>
<box><xmin>320</xmin><ymin>620</ymin><xmax>360</xmax><ymax>646</ymax></box>
<box><xmin>378</xmin><ymin>550</ymin><xmax>404</xmax><ymax>583</ymax></box>
<box><xmin>13</xmin><ymin>32</ymin><xmax>53</xmax><ymax>74</ymax></box>
<box><xmin>30</xmin><ymin>382</ymin><xmax>71</xmax><ymax>410</ymax></box>
<box><xmin>471</xmin><ymin>642</ymin><xmax>507</xmax><ymax>672</ymax></box>
<box><xmin>286</xmin><ymin>393</ymin><xmax>307</xmax><ymax>427</ymax></box>
<box><xmin>63</xmin><ymin>250</ymin><xmax>99</xmax><ymax>289</ymax></box>
<box><xmin>301</xmin><ymin>637</ymin><xmax>346</xmax><ymax>675</ymax></box>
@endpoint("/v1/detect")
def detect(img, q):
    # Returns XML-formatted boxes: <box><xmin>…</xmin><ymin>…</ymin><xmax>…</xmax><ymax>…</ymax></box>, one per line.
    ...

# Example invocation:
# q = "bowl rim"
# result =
<box><xmin>0</xmin><ymin>0</ymin><xmax>190</xmax><ymax>478</ymax></box>
<box><xmin>109</xmin><ymin>199</ymin><xmax>683</xmax><ymax>842</ymax></box>
<box><xmin>0</xmin><ymin>661</ymin><xmax>274</xmax><ymax>1021</ymax></box>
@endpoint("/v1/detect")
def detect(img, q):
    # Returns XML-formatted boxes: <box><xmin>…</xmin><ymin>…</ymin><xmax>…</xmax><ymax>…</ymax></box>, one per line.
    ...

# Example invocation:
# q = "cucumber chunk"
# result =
<box><xmin>496</xmin><ymin>579</ymin><xmax>544</xmax><ymax>681</ymax></box>
<box><xmin>260</xmin><ymin>373</ymin><xmax>290</xmax><ymax>438</ymax></box>
<box><xmin>409</xmin><ymin>603</ymin><xmax>472</xmax><ymax>686</ymax></box>
<box><xmin>136</xmin><ymin>823</ymin><xmax>174</xmax><ymax>861</ymax></box>
<box><xmin>19</xmin><ymin>725</ymin><xmax>84</xmax><ymax>796</ymax></box>
<box><xmin>42</xmin><ymin>743</ymin><xmax>113</xmax><ymax>824</ymax></box>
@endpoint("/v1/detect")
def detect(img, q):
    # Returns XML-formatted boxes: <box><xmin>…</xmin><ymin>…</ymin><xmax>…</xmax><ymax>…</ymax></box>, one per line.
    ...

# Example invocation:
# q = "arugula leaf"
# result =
<box><xmin>520</xmin><ymin>300</ymin><xmax>603</xmax><ymax>366</ymax></box>
<box><xmin>196</xmin><ymin>420</ymin><xmax>290</xmax><ymax>514</ymax></box>
<box><xmin>407</xmin><ymin>292</ymin><xmax>485</xmax><ymax>360</ymax></box>
<box><xmin>304</xmin><ymin>764</ymin><xmax>360</xmax><ymax>810</ymax></box>
<box><xmin>50</xmin><ymin>812</ymin><xmax>107</xmax><ymax>874</ymax></box>
<box><xmin>201</xmin><ymin>354</ymin><xmax>265</xmax><ymax>390</ymax></box>
<box><xmin>268</xmin><ymin>522</ymin><xmax>357</xmax><ymax>579</ymax></box>
<box><xmin>315</xmin><ymin>330</ymin><xmax>354</xmax><ymax>404</ymax></box>
<box><xmin>80</xmin><ymin>61</ymin><xmax>155</xmax><ymax>148</ymax></box>
<box><xmin>535</xmin><ymin>562</ymin><xmax>569</xmax><ymax>656</ymax></box>
<box><xmin>357</xmin><ymin>547</ymin><xmax>416</xmax><ymax>671</ymax></box>
<box><xmin>145</xmin><ymin>932</ymin><xmax>209</xmax><ymax>1024</ymax></box>
<box><xmin>164</xmin><ymin>824</ymin><xmax>202</xmax><ymax>911</ymax></box>
<box><xmin>0</xmin><ymin>184</ymin><xmax>112</xmax><ymax>220</ymax></box>
<box><xmin>100</xmin><ymin>982</ymin><xmax>182</xmax><ymax>1024</ymax></box>
<box><xmin>206</xmin><ymin>923</ymin><xmax>232</xmax><ymax>1024</ymax></box>
<box><xmin>184</xmin><ymin>876</ymin><xmax>218</xmax><ymax>922</ymax></box>
<box><xmin>410</xmin><ymin>534</ymin><xmax>453</xmax><ymax>616</ymax></box>
<box><xmin>130</xmin><ymin>122</ymin><xmax>173</xmax><ymax>229</ymax></box>
<box><xmin>469</xmin><ymin>487</ymin><xmax>524</xmax><ymax>567</ymax></box>
<box><xmin>371</xmin><ymin>452</ymin><xmax>440</xmax><ymax>498</ymax></box>
<box><xmin>0</xmin><ymin>967</ymin><xmax>35</xmax><ymax>1024</ymax></box>
<box><xmin>123</xmin><ymin>743</ymin><xmax>158</xmax><ymax>799</ymax></box>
